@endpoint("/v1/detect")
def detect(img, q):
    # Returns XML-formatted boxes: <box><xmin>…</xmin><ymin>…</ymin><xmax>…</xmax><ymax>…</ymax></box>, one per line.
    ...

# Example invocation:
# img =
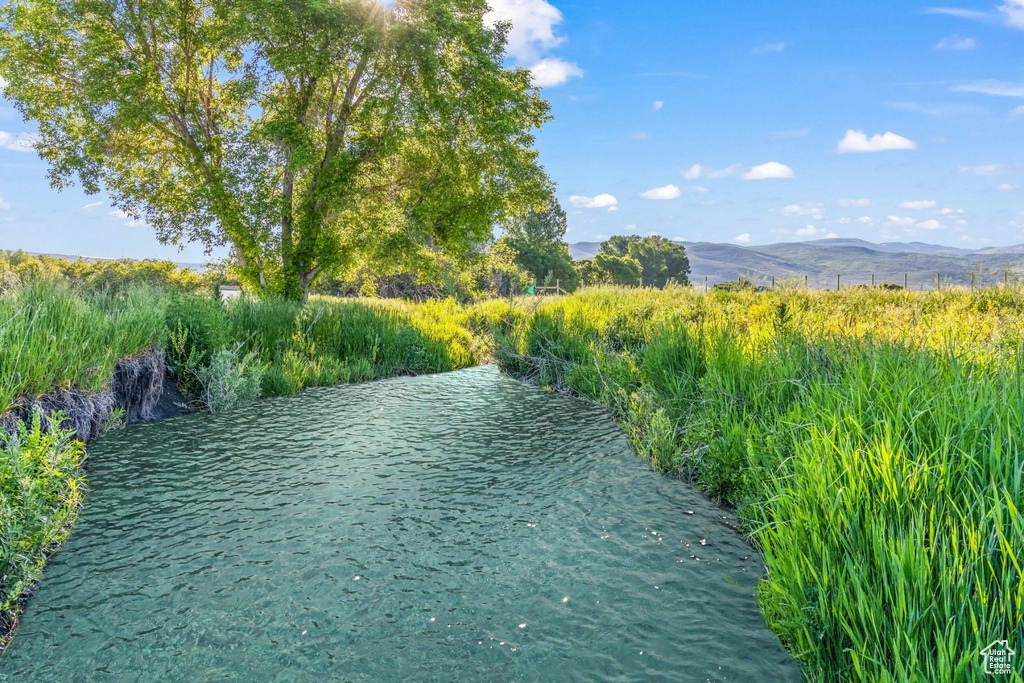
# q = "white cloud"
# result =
<box><xmin>568</xmin><ymin>194</ymin><xmax>618</xmax><ymax>210</ymax></box>
<box><xmin>955</xmin><ymin>80</ymin><xmax>1024</xmax><ymax>97</ymax></box>
<box><xmin>652</xmin><ymin>100</ymin><xmax>664</xmax><ymax>111</ymax></box>
<box><xmin>680</xmin><ymin>163</ymin><xmax>743</xmax><ymax>180</ymax></box>
<box><xmin>629</xmin><ymin>131</ymin><xmax>650</xmax><ymax>141</ymax></box>
<box><xmin>997</xmin><ymin>183</ymin><xmax>1021</xmax><ymax>191</ymax></box>
<box><xmin>934</xmin><ymin>34</ymin><xmax>976</xmax><ymax>49</ymax></box>
<box><xmin>753</xmin><ymin>42</ymin><xmax>786</xmax><ymax>53</ymax></box>
<box><xmin>1000</xmin><ymin>0</ymin><xmax>1024</xmax><ymax>28</ymax></box>
<box><xmin>0</xmin><ymin>131</ymin><xmax>35</xmax><ymax>152</ymax></box>
<box><xmin>639</xmin><ymin>184</ymin><xmax>681</xmax><ymax>200</ymax></box>
<box><xmin>836</xmin><ymin>130</ymin><xmax>917</xmax><ymax>153</ymax></box>
<box><xmin>917</xmin><ymin>219</ymin><xmax>943</xmax><ymax>230</ymax></box>
<box><xmin>486</xmin><ymin>0</ymin><xmax>564</xmax><ymax>63</ymax></box>
<box><xmin>839</xmin><ymin>198</ymin><xmax>872</xmax><ymax>207</ymax></box>
<box><xmin>796</xmin><ymin>224</ymin><xmax>824</xmax><ymax>237</ymax></box>
<box><xmin>940</xmin><ymin>207</ymin><xmax>966</xmax><ymax>214</ymax></box>
<box><xmin>1012</xmin><ymin>105</ymin><xmax>1024</xmax><ymax>116</ymax></box>
<box><xmin>742</xmin><ymin>162</ymin><xmax>795</xmax><ymax>180</ymax></box>
<box><xmin>485</xmin><ymin>0</ymin><xmax>582</xmax><ymax>87</ymax></box>
<box><xmin>0</xmin><ymin>196</ymin><xmax>9</xmax><ymax>211</ymax></box>
<box><xmin>885</xmin><ymin>215</ymin><xmax>918</xmax><ymax>227</ymax></box>
<box><xmin>899</xmin><ymin>200</ymin><xmax>937</xmax><ymax>209</ymax></box>
<box><xmin>958</xmin><ymin>163</ymin><xmax>1014</xmax><ymax>175</ymax></box>
<box><xmin>857</xmin><ymin>216</ymin><xmax>875</xmax><ymax>224</ymax></box>
<box><xmin>83</xmin><ymin>201</ymin><xmax>104</xmax><ymax>210</ymax></box>
<box><xmin>529</xmin><ymin>58</ymin><xmax>583</xmax><ymax>87</ymax></box>
<box><xmin>837</xmin><ymin>217</ymin><xmax>852</xmax><ymax>224</ymax></box>
<box><xmin>110</xmin><ymin>209</ymin><xmax>146</xmax><ymax>227</ymax></box>
<box><xmin>770</xmin><ymin>128</ymin><xmax>810</xmax><ymax>139</ymax></box>
<box><xmin>781</xmin><ymin>203</ymin><xmax>825</xmax><ymax>218</ymax></box>
<box><xmin>626</xmin><ymin>224</ymin><xmax>638</xmax><ymax>231</ymax></box>
<box><xmin>734</xmin><ymin>233</ymin><xmax>752</xmax><ymax>244</ymax></box>
<box><xmin>924</xmin><ymin>7</ymin><xmax>990</xmax><ymax>20</ymax></box>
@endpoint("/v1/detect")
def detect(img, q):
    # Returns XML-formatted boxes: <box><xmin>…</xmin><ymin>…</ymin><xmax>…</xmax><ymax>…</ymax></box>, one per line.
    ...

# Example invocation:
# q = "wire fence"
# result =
<box><xmin>698</xmin><ymin>268</ymin><xmax>1024</xmax><ymax>292</ymax></box>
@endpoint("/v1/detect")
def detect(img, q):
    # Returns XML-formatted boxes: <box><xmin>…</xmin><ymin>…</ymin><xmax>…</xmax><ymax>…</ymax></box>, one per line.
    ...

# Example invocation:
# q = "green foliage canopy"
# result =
<box><xmin>497</xmin><ymin>197</ymin><xmax>579</xmax><ymax>292</ymax></box>
<box><xmin>0</xmin><ymin>0</ymin><xmax>552</xmax><ymax>299</ymax></box>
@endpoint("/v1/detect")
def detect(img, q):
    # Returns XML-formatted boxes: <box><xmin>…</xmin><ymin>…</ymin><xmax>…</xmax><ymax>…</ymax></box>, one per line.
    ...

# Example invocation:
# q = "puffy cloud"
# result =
<box><xmin>680</xmin><ymin>163</ymin><xmax>743</xmax><ymax>180</ymax></box>
<box><xmin>884</xmin><ymin>215</ymin><xmax>944</xmax><ymax>231</ymax></box>
<box><xmin>485</xmin><ymin>0</ymin><xmax>582</xmax><ymax>87</ymax></box>
<box><xmin>742</xmin><ymin>162</ymin><xmax>795</xmax><ymax>180</ymax></box>
<box><xmin>796</xmin><ymin>224</ymin><xmax>823</xmax><ymax>237</ymax></box>
<box><xmin>568</xmin><ymin>194</ymin><xmax>618</xmax><ymax>211</ymax></box>
<box><xmin>954</xmin><ymin>80</ymin><xmax>1024</xmax><ymax>97</ymax></box>
<box><xmin>958</xmin><ymin>163</ymin><xmax>1014</xmax><ymax>175</ymax></box>
<box><xmin>110</xmin><ymin>209</ymin><xmax>146</xmax><ymax>227</ymax></box>
<box><xmin>485</xmin><ymin>0</ymin><xmax>564</xmax><ymax>62</ymax></box>
<box><xmin>83</xmin><ymin>201</ymin><xmax>104</xmax><ymax>210</ymax></box>
<box><xmin>940</xmin><ymin>207</ymin><xmax>966</xmax><ymax>214</ymax></box>
<box><xmin>781</xmin><ymin>203</ymin><xmax>824</xmax><ymax>218</ymax></box>
<box><xmin>1000</xmin><ymin>0</ymin><xmax>1024</xmax><ymax>28</ymax></box>
<box><xmin>839</xmin><ymin>198</ymin><xmax>872</xmax><ymax>207</ymax></box>
<box><xmin>529</xmin><ymin>58</ymin><xmax>583</xmax><ymax>87</ymax></box>
<box><xmin>652</xmin><ymin>100</ymin><xmax>664</xmax><ymax>111</ymax></box>
<box><xmin>884</xmin><ymin>215</ymin><xmax>918</xmax><ymax>227</ymax></box>
<box><xmin>836</xmin><ymin>130</ymin><xmax>917</xmax><ymax>153</ymax></box>
<box><xmin>857</xmin><ymin>216</ymin><xmax>875</xmax><ymax>224</ymax></box>
<box><xmin>639</xmin><ymin>184</ymin><xmax>681</xmax><ymax>200</ymax></box>
<box><xmin>626</xmin><ymin>224</ymin><xmax>638</xmax><ymax>231</ymax></box>
<box><xmin>734</xmin><ymin>233</ymin><xmax>752</xmax><ymax>244</ymax></box>
<box><xmin>1013</xmin><ymin>105</ymin><xmax>1024</xmax><ymax>117</ymax></box>
<box><xmin>0</xmin><ymin>131</ymin><xmax>35</xmax><ymax>152</ymax></box>
<box><xmin>934</xmin><ymin>34</ymin><xmax>976</xmax><ymax>49</ymax></box>
<box><xmin>898</xmin><ymin>200</ymin><xmax>937</xmax><ymax>209</ymax></box>
<box><xmin>997</xmin><ymin>183</ymin><xmax>1020</xmax><ymax>191</ymax></box>
<box><xmin>0</xmin><ymin>196</ymin><xmax>9</xmax><ymax>211</ymax></box>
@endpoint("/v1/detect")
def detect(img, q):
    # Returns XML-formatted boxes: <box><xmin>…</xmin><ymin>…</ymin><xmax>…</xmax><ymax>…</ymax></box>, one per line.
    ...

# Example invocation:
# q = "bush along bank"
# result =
<box><xmin>0</xmin><ymin>281</ymin><xmax>479</xmax><ymax>654</ymax></box>
<box><xmin>490</xmin><ymin>286</ymin><xmax>1024</xmax><ymax>682</ymax></box>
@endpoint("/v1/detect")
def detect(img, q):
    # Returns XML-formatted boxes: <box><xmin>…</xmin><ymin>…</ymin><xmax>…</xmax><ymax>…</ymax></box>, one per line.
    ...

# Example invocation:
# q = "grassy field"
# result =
<box><xmin>2</xmin><ymin>276</ymin><xmax>1022</xmax><ymax>680</ymax></box>
<box><xmin>489</xmin><ymin>285</ymin><xmax>1024</xmax><ymax>682</ymax></box>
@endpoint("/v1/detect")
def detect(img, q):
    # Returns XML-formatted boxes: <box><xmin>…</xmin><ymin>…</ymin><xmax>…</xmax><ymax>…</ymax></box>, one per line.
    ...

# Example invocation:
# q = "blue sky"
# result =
<box><xmin>1</xmin><ymin>1</ymin><xmax>1023</xmax><ymax>260</ymax></box>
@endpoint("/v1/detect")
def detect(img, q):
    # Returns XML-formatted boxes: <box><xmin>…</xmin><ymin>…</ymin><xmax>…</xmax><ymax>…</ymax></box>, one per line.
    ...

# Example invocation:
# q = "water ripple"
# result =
<box><xmin>0</xmin><ymin>366</ymin><xmax>799</xmax><ymax>682</ymax></box>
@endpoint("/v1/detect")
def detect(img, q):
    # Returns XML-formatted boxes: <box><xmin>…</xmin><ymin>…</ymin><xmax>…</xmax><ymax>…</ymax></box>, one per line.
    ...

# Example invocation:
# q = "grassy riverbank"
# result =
<box><xmin>3</xmin><ymin>279</ymin><xmax>1022</xmax><ymax>680</ymax></box>
<box><xmin>0</xmin><ymin>279</ymin><xmax>477</xmax><ymax>652</ymax></box>
<box><xmin>490</xmin><ymin>285</ymin><xmax>1024</xmax><ymax>682</ymax></box>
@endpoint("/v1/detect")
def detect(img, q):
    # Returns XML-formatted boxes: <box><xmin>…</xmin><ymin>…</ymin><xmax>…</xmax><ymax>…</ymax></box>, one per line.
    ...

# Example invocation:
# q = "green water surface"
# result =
<box><xmin>0</xmin><ymin>366</ymin><xmax>799</xmax><ymax>681</ymax></box>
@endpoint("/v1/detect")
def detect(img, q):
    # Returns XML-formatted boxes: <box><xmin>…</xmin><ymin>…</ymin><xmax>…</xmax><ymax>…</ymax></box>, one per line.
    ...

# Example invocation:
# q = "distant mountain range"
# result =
<box><xmin>568</xmin><ymin>238</ymin><xmax>1024</xmax><ymax>289</ymax></box>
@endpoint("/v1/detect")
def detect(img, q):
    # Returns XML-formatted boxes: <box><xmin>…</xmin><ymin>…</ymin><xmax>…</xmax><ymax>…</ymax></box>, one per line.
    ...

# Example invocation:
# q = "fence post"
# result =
<box><xmin>804</xmin><ymin>274</ymin><xmax>808</xmax><ymax>289</ymax></box>
<box><xmin>970</xmin><ymin>273</ymin><xmax>975</xmax><ymax>292</ymax></box>
<box><xmin>836</xmin><ymin>274</ymin><xmax>840</xmax><ymax>291</ymax></box>
<box><xmin>772</xmin><ymin>276</ymin><xmax>775</xmax><ymax>290</ymax></box>
<box><xmin>904</xmin><ymin>273</ymin><xmax>908</xmax><ymax>290</ymax></box>
<box><xmin>1005</xmin><ymin>270</ymin><xmax>1008</xmax><ymax>287</ymax></box>
<box><xmin>938</xmin><ymin>273</ymin><xmax>941</xmax><ymax>290</ymax></box>
<box><xmin>704</xmin><ymin>276</ymin><xmax>708</xmax><ymax>293</ymax></box>
<box><xmin>871</xmin><ymin>273</ymin><xmax>875</xmax><ymax>287</ymax></box>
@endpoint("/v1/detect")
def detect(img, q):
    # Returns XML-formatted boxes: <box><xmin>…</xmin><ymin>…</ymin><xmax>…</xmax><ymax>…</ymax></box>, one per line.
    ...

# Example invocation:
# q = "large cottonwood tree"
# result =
<box><xmin>0</xmin><ymin>0</ymin><xmax>551</xmax><ymax>299</ymax></box>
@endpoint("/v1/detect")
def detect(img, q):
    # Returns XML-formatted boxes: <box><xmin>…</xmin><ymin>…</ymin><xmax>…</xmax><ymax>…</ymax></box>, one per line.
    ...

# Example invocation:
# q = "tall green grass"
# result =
<box><xmin>0</xmin><ymin>281</ymin><xmax>167</xmax><ymax>416</ymax></box>
<box><xmin>491</xmin><ymin>285</ymin><xmax>1024</xmax><ymax>682</ymax></box>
